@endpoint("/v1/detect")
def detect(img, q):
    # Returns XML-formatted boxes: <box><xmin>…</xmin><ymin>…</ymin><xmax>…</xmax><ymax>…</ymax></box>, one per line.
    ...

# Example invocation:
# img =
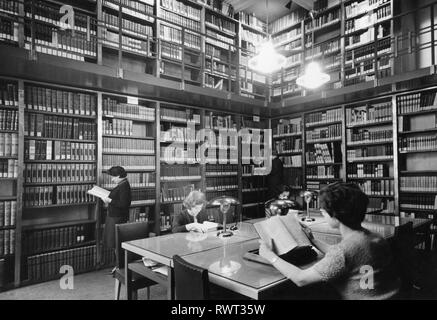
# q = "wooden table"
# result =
<box><xmin>122</xmin><ymin>216</ymin><xmax>432</xmax><ymax>300</ymax></box>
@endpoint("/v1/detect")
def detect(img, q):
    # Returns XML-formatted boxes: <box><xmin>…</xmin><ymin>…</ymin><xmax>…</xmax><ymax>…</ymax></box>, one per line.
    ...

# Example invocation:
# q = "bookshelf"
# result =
<box><xmin>303</xmin><ymin>107</ymin><xmax>344</xmax><ymax>202</ymax></box>
<box><xmin>272</xmin><ymin>116</ymin><xmax>304</xmax><ymax>193</ymax></box>
<box><xmin>397</xmin><ymin>88</ymin><xmax>437</xmax><ymax>221</ymax></box>
<box><xmin>345</xmin><ymin>97</ymin><xmax>395</xmax><ymax>216</ymax></box>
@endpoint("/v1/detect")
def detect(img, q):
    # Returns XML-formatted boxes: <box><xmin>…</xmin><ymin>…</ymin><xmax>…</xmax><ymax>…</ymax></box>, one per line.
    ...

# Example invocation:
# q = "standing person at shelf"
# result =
<box><xmin>259</xmin><ymin>182</ymin><xmax>401</xmax><ymax>300</ymax></box>
<box><xmin>265</xmin><ymin>185</ymin><xmax>302</xmax><ymax>218</ymax></box>
<box><xmin>172</xmin><ymin>190</ymin><xmax>209</xmax><ymax>233</ymax></box>
<box><xmin>102</xmin><ymin>166</ymin><xmax>132</xmax><ymax>273</ymax></box>
<box><xmin>266</xmin><ymin>149</ymin><xmax>284</xmax><ymax>200</ymax></box>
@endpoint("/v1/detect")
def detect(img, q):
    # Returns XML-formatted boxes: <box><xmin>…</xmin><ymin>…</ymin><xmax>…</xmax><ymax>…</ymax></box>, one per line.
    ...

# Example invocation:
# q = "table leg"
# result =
<box><xmin>167</xmin><ymin>266</ymin><xmax>175</xmax><ymax>300</ymax></box>
<box><xmin>125</xmin><ymin>250</ymin><xmax>132</xmax><ymax>300</ymax></box>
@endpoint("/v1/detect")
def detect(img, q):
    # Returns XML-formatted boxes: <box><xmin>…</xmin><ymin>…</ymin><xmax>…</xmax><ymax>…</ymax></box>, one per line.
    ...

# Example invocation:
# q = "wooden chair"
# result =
<box><xmin>173</xmin><ymin>254</ymin><xmax>210</xmax><ymax>300</ymax></box>
<box><xmin>114</xmin><ymin>222</ymin><xmax>156</xmax><ymax>300</ymax></box>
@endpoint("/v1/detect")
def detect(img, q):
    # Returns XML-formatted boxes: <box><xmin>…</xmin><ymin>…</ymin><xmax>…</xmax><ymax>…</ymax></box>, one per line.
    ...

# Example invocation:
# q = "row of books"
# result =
<box><xmin>161</xmin><ymin>184</ymin><xmax>195</xmax><ymax>203</ymax></box>
<box><xmin>0</xmin><ymin>201</ymin><xmax>16</xmax><ymax>227</ymax></box>
<box><xmin>345</xmin><ymin>0</ymin><xmax>390</xmax><ymax>19</ymax></box>
<box><xmin>160</xmin><ymin>107</ymin><xmax>200</xmax><ymax>123</ymax></box>
<box><xmin>206</xmin><ymin>177</ymin><xmax>238</xmax><ymax>190</ymax></box>
<box><xmin>269</xmin><ymin>7</ymin><xmax>306</xmax><ymax>34</ymax></box>
<box><xmin>346</xmin><ymin>102</ymin><xmax>392</xmax><ymax>124</ymax></box>
<box><xmin>103</xmin><ymin>119</ymin><xmax>154</xmax><ymax>137</ymax></box>
<box><xmin>0</xmin><ymin>19</ymin><xmax>18</xmax><ymax>43</ymax></box>
<box><xmin>131</xmin><ymin>189</ymin><xmax>155</xmax><ymax>202</ymax></box>
<box><xmin>102</xmin><ymin>155</ymin><xmax>155</xmax><ymax>169</ymax></box>
<box><xmin>345</xmin><ymin>5</ymin><xmax>391</xmax><ymax>34</ymax></box>
<box><xmin>159</xmin><ymin>8</ymin><xmax>200</xmax><ymax>32</ymax></box>
<box><xmin>103</xmin><ymin>98</ymin><xmax>155</xmax><ymax>121</ymax></box>
<box><xmin>272</xmin><ymin>26</ymin><xmax>302</xmax><ymax>46</ymax></box>
<box><xmin>356</xmin><ymin>180</ymin><xmax>394</xmax><ymax>196</ymax></box>
<box><xmin>0</xmin><ymin>133</ymin><xmax>18</xmax><ymax>157</ymax></box>
<box><xmin>0</xmin><ymin>159</ymin><xmax>18</xmax><ymax>178</ymax></box>
<box><xmin>205</xmin><ymin>12</ymin><xmax>236</xmax><ymax>34</ymax></box>
<box><xmin>161</xmin><ymin>43</ymin><xmax>183</xmax><ymax>60</ymax></box>
<box><xmin>160</xmin><ymin>147</ymin><xmax>200</xmax><ymax>164</ymax></box>
<box><xmin>306</xmin><ymin>124</ymin><xmax>342</xmax><ymax>141</ymax></box>
<box><xmin>306</xmin><ymin>109</ymin><xmax>343</xmax><ymax>126</ymax></box>
<box><xmin>306</xmin><ymin>38</ymin><xmax>340</xmax><ymax>59</ymax></box>
<box><xmin>160</xmin><ymin>25</ymin><xmax>201</xmax><ymax>50</ymax></box>
<box><xmin>26</xmin><ymin>245</ymin><xmax>96</xmax><ymax>281</ymax></box>
<box><xmin>0</xmin><ymin>0</ymin><xmax>19</xmax><ymax>15</ymax></box>
<box><xmin>24</xmin><ymin>0</ymin><xmax>97</xmax><ymax>35</ymax></box>
<box><xmin>102</xmin><ymin>172</ymin><xmax>155</xmax><ymax>189</ymax></box>
<box><xmin>347</xmin><ymin>145</ymin><xmax>393</xmax><ymax>158</ymax></box>
<box><xmin>103</xmin><ymin>12</ymin><xmax>154</xmax><ymax>37</ymax></box>
<box><xmin>25</xmin><ymin>114</ymin><xmax>96</xmax><ymax>141</ymax></box>
<box><xmin>397</xmin><ymin>92</ymin><xmax>437</xmax><ymax>114</ymax></box>
<box><xmin>345</xmin><ymin>38</ymin><xmax>391</xmax><ymax>63</ymax></box>
<box><xmin>24</xmin><ymin>140</ymin><xmax>96</xmax><ymax>161</ymax></box>
<box><xmin>273</xmin><ymin>120</ymin><xmax>302</xmax><ymax>137</ymax></box>
<box><xmin>203</xmin><ymin>0</ymin><xmax>234</xmax><ymax>17</ymax></box>
<box><xmin>206</xmin><ymin>29</ymin><xmax>235</xmax><ymax>48</ymax></box>
<box><xmin>106</xmin><ymin>0</ymin><xmax>154</xmax><ymax>14</ymax></box>
<box><xmin>306</xmin><ymin>166</ymin><xmax>340</xmax><ymax>179</ymax></box>
<box><xmin>275</xmin><ymin>137</ymin><xmax>302</xmax><ymax>153</ymax></box>
<box><xmin>103</xmin><ymin>138</ymin><xmax>154</xmax><ymax>154</ymax></box>
<box><xmin>24</xmin><ymin>163</ymin><xmax>96</xmax><ymax>184</ymax></box>
<box><xmin>347</xmin><ymin>128</ymin><xmax>392</xmax><ymax>143</ymax></box>
<box><xmin>161</xmin><ymin>0</ymin><xmax>201</xmax><ymax>20</ymax></box>
<box><xmin>102</xmin><ymin>29</ymin><xmax>151</xmax><ymax>57</ymax></box>
<box><xmin>284</xmin><ymin>53</ymin><xmax>302</xmax><ymax>68</ymax></box>
<box><xmin>0</xmin><ymin>109</ymin><xmax>18</xmax><ymax>131</ymax></box>
<box><xmin>306</xmin><ymin>143</ymin><xmax>342</xmax><ymax>164</ymax></box>
<box><xmin>400</xmin><ymin>176</ymin><xmax>437</xmax><ymax>192</ymax></box>
<box><xmin>305</xmin><ymin>9</ymin><xmax>340</xmax><ymax>31</ymax></box>
<box><xmin>400</xmin><ymin>195</ymin><xmax>437</xmax><ymax>210</ymax></box>
<box><xmin>399</xmin><ymin>136</ymin><xmax>437</xmax><ymax>152</ymax></box>
<box><xmin>161</xmin><ymin>165</ymin><xmax>201</xmax><ymax>178</ymax></box>
<box><xmin>368</xmin><ymin>198</ymin><xmax>394</xmax><ymax>213</ymax></box>
<box><xmin>24</xmin><ymin>184</ymin><xmax>95</xmax><ymax>207</ymax></box>
<box><xmin>25</xmin><ymin>86</ymin><xmax>96</xmax><ymax>116</ymax></box>
<box><xmin>24</xmin><ymin>24</ymin><xmax>98</xmax><ymax>60</ymax></box>
<box><xmin>160</xmin><ymin>213</ymin><xmax>172</xmax><ymax>232</ymax></box>
<box><xmin>0</xmin><ymin>83</ymin><xmax>18</xmax><ymax>106</ymax></box>
<box><xmin>129</xmin><ymin>207</ymin><xmax>150</xmax><ymax>223</ymax></box>
<box><xmin>160</xmin><ymin>125</ymin><xmax>196</xmax><ymax>143</ymax></box>
<box><xmin>347</xmin><ymin>163</ymin><xmax>390</xmax><ymax>178</ymax></box>
<box><xmin>280</xmin><ymin>155</ymin><xmax>302</xmax><ymax>167</ymax></box>
<box><xmin>0</xmin><ymin>230</ymin><xmax>15</xmax><ymax>257</ymax></box>
<box><xmin>207</xmin><ymin>164</ymin><xmax>238</xmax><ymax>175</ymax></box>
<box><xmin>204</xmin><ymin>113</ymin><xmax>237</xmax><ymax>129</ymax></box>
<box><xmin>345</xmin><ymin>24</ymin><xmax>388</xmax><ymax>50</ymax></box>
<box><xmin>23</xmin><ymin>225</ymin><xmax>89</xmax><ymax>255</ymax></box>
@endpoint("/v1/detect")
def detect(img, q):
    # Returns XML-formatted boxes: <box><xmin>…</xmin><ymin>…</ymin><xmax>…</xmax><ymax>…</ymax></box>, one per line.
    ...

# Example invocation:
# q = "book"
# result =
<box><xmin>253</xmin><ymin>215</ymin><xmax>318</xmax><ymax>265</ymax></box>
<box><xmin>87</xmin><ymin>185</ymin><xmax>110</xmax><ymax>200</ymax></box>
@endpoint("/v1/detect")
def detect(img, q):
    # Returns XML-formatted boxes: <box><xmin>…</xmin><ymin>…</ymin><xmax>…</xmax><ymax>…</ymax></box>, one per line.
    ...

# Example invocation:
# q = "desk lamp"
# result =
<box><xmin>208</xmin><ymin>196</ymin><xmax>240</xmax><ymax>238</ymax></box>
<box><xmin>265</xmin><ymin>199</ymin><xmax>297</xmax><ymax>217</ymax></box>
<box><xmin>300</xmin><ymin>190</ymin><xmax>317</xmax><ymax>222</ymax></box>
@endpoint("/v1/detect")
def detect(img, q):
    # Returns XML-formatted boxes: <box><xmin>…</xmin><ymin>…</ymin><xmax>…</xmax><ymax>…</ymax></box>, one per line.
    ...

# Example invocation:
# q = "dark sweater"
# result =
<box><xmin>172</xmin><ymin>208</ymin><xmax>209</xmax><ymax>233</ymax></box>
<box><xmin>108</xmin><ymin>179</ymin><xmax>131</xmax><ymax>218</ymax></box>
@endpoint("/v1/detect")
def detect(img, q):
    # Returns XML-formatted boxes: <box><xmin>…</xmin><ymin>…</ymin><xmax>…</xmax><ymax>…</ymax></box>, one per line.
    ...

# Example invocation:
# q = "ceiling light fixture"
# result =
<box><xmin>296</xmin><ymin>10</ymin><xmax>330</xmax><ymax>90</ymax></box>
<box><xmin>248</xmin><ymin>0</ymin><xmax>286</xmax><ymax>74</ymax></box>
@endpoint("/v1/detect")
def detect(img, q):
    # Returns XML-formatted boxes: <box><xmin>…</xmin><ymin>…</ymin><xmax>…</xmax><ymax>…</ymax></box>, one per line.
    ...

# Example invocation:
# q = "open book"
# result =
<box><xmin>253</xmin><ymin>215</ymin><xmax>318</xmax><ymax>265</ymax></box>
<box><xmin>87</xmin><ymin>185</ymin><xmax>110</xmax><ymax>200</ymax></box>
<box><xmin>202</xmin><ymin>221</ymin><xmax>219</xmax><ymax>231</ymax></box>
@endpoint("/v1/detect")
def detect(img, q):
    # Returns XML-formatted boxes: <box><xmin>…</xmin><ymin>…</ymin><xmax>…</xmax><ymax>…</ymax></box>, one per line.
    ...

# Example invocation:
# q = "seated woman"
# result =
<box><xmin>172</xmin><ymin>190</ymin><xmax>209</xmax><ymax>233</ymax></box>
<box><xmin>265</xmin><ymin>185</ymin><xmax>302</xmax><ymax>218</ymax></box>
<box><xmin>259</xmin><ymin>182</ymin><xmax>401</xmax><ymax>300</ymax></box>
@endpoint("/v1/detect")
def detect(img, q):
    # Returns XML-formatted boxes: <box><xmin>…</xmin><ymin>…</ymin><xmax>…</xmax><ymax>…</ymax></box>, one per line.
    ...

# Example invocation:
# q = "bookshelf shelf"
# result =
<box><xmin>347</xmin><ymin>139</ymin><xmax>393</xmax><ymax>147</ymax></box>
<box><xmin>305</xmin><ymin>120</ymin><xmax>342</xmax><ymax>128</ymax></box>
<box><xmin>399</xmin><ymin>128</ymin><xmax>437</xmax><ymax>135</ymax></box>
<box><xmin>24</xmin><ymin>136</ymin><xmax>97</xmax><ymax>143</ymax></box>
<box><xmin>102</xmin><ymin>151</ymin><xmax>155</xmax><ymax>156</ymax></box>
<box><xmin>0</xmin><ymin>225</ymin><xmax>15</xmax><ymax>231</ymax></box>
<box><xmin>347</xmin><ymin>156</ymin><xmax>393</xmax><ymax>163</ymax></box>
<box><xmin>102</xmin><ymin>167</ymin><xmax>156</xmax><ymax>172</ymax></box>
<box><xmin>0</xmin><ymin>196</ymin><xmax>17</xmax><ymax>201</ymax></box>
<box><xmin>400</xmin><ymin>208</ymin><xmax>437</xmax><ymax>213</ymax></box>
<box><xmin>0</xmin><ymin>104</ymin><xmax>18</xmax><ymax>110</ymax></box>
<box><xmin>348</xmin><ymin>177</ymin><xmax>393</xmax><ymax>180</ymax></box>
<box><xmin>306</xmin><ymin>162</ymin><xmax>342</xmax><ymax>166</ymax></box>
<box><xmin>22</xmin><ymin>219</ymin><xmax>97</xmax><ymax>231</ymax></box>
<box><xmin>401</xmin><ymin>170</ymin><xmax>437</xmax><ymax>175</ymax></box>
<box><xmin>24</xmin><ymin>202</ymin><xmax>97</xmax><ymax>210</ymax></box>
<box><xmin>346</xmin><ymin>120</ymin><xmax>393</xmax><ymax>128</ymax></box>
<box><xmin>306</xmin><ymin>177</ymin><xmax>342</xmax><ymax>181</ymax></box>
<box><xmin>26</xmin><ymin>240</ymin><xmax>97</xmax><ymax>257</ymax></box>
<box><xmin>161</xmin><ymin>200</ymin><xmax>183</xmax><ymax>205</ymax></box>
<box><xmin>25</xmin><ymin>110</ymin><xmax>96</xmax><ymax>120</ymax></box>
<box><xmin>400</xmin><ymin>149</ymin><xmax>437</xmax><ymax>154</ymax></box>
<box><xmin>102</xmin><ymin>114</ymin><xmax>155</xmax><ymax>123</ymax></box>
<box><xmin>0</xmin><ymin>129</ymin><xmax>17</xmax><ymax>134</ymax></box>
<box><xmin>24</xmin><ymin>181</ymin><xmax>97</xmax><ymax>186</ymax></box>
<box><xmin>307</xmin><ymin>137</ymin><xmax>342</xmax><ymax>144</ymax></box>
<box><xmin>278</xmin><ymin>151</ymin><xmax>302</xmax><ymax>156</ymax></box>
<box><xmin>273</xmin><ymin>132</ymin><xmax>302</xmax><ymax>139</ymax></box>
<box><xmin>398</xmin><ymin>107</ymin><xmax>437</xmax><ymax>117</ymax></box>
<box><xmin>160</xmin><ymin>176</ymin><xmax>201</xmax><ymax>182</ymax></box>
<box><xmin>0</xmin><ymin>156</ymin><xmax>17</xmax><ymax>160</ymax></box>
<box><xmin>25</xmin><ymin>160</ymin><xmax>96</xmax><ymax>163</ymax></box>
<box><xmin>102</xmin><ymin>134</ymin><xmax>153</xmax><ymax>140</ymax></box>
<box><xmin>131</xmin><ymin>200</ymin><xmax>156</xmax><ymax>207</ymax></box>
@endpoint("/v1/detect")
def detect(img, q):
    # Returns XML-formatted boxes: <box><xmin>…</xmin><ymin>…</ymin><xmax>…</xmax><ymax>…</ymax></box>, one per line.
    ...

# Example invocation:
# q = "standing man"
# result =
<box><xmin>266</xmin><ymin>149</ymin><xmax>284</xmax><ymax>200</ymax></box>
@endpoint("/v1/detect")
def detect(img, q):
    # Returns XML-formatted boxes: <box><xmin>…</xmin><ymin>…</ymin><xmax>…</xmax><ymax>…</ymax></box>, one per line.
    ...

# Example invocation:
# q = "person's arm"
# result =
<box><xmin>259</xmin><ymin>240</ymin><xmax>323</xmax><ymax>287</ymax></box>
<box><xmin>172</xmin><ymin>213</ymin><xmax>189</xmax><ymax>233</ymax></box>
<box><xmin>300</xmin><ymin>223</ymin><xmax>332</xmax><ymax>254</ymax></box>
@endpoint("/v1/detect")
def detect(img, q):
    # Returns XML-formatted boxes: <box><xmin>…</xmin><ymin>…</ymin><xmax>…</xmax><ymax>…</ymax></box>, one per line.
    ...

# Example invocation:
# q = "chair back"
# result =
<box><xmin>173</xmin><ymin>254</ymin><xmax>209</xmax><ymax>300</ymax></box>
<box><xmin>390</xmin><ymin>221</ymin><xmax>415</xmax><ymax>298</ymax></box>
<box><xmin>115</xmin><ymin>222</ymin><xmax>149</xmax><ymax>269</ymax></box>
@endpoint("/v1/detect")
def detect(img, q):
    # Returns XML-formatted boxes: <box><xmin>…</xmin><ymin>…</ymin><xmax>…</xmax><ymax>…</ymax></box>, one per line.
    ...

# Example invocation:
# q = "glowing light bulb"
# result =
<box><xmin>248</xmin><ymin>40</ymin><xmax>286</xmax><ymax>74</ymax></box>
<box><xmin>296</xmin><ymin>61</ymin><xmax>330</xmax><ymax>90</ymax></box>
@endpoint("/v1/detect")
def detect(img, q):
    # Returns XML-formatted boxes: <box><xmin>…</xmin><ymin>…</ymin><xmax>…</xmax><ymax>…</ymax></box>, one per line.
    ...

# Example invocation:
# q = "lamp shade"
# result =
<box><xmin>265</xmin><ymin>199</ymin><xmax>297</xmax><ymax>216</ymax></box>
<box><xmin>296</xmin><ymin>62</ymin><xmax>330</xmax><ymax>89</ymax></box>
<box><xmin>208</xmin><ymin>196</ymin><xmax>240</xmax><ymax>207</ymax></box>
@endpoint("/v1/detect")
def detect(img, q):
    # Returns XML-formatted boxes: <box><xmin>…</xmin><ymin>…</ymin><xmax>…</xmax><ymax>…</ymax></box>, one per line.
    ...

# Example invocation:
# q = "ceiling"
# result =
<box><xmin>226</xmin><ymin>0</ymin><xmax>314</xmax><ymax>23</ymax></box>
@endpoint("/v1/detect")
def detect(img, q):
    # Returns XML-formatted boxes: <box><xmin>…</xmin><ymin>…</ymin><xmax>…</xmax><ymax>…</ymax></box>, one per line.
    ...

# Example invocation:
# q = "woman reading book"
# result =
<box><xmin>172</xmin><ymin>190</ymin><xmax>209</xmax><ymax>233</ymax></box>
<box><xmin>102</xmin><ymin>166</ymin><xmax>131</xmax><ymax>273</ymax></box>
<box><xmin>259</xmin><ymin>182</ymin><xmax>401</xmax><ymax>300</ymax></box>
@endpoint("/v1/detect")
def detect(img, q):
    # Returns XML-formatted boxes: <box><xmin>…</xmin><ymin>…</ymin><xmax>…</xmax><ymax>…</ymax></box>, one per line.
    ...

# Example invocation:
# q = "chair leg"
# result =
<box><xmin>147</xmin><ymin>287</ymin><xmax>150</xmax><ymax>300</ymax></box>
<box><xmin>114</xmin><ymin>279</ymin><xmax>121</xmax><ymax>300</ymax></box>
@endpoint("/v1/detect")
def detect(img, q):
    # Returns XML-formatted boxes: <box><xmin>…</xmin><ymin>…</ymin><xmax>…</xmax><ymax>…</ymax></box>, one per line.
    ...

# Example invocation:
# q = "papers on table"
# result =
<box><xmin>152</xmin><ymin>266</ymin><xmax>168</xmax><ymax>276</ymax></box>
<box><xmin>142</xmin><ymin>258</ymin><xmax>158</xmax><ymax>268</ymax></box>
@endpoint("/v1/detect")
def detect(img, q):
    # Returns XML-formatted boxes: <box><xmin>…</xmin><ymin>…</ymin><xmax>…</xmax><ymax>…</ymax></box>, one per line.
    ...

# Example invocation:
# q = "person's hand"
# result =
<box><xmin>186</xmin><ymin>223</ymin><xmax>207</xmax><ymax>233</ymax></box>
<box><xmin>259</xmin><ymin>239</ymin><xmax>278</xmax><ymax>264</ymax></box>
<box><xmin>102</xmin><ymin>197</ymin><xmax>112</xmax><ymax>205</ymax></box>
<box><xmin>300</xmin><ymin>223</ymin><xmax>314</xmax><ymax>241</ymax></box>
